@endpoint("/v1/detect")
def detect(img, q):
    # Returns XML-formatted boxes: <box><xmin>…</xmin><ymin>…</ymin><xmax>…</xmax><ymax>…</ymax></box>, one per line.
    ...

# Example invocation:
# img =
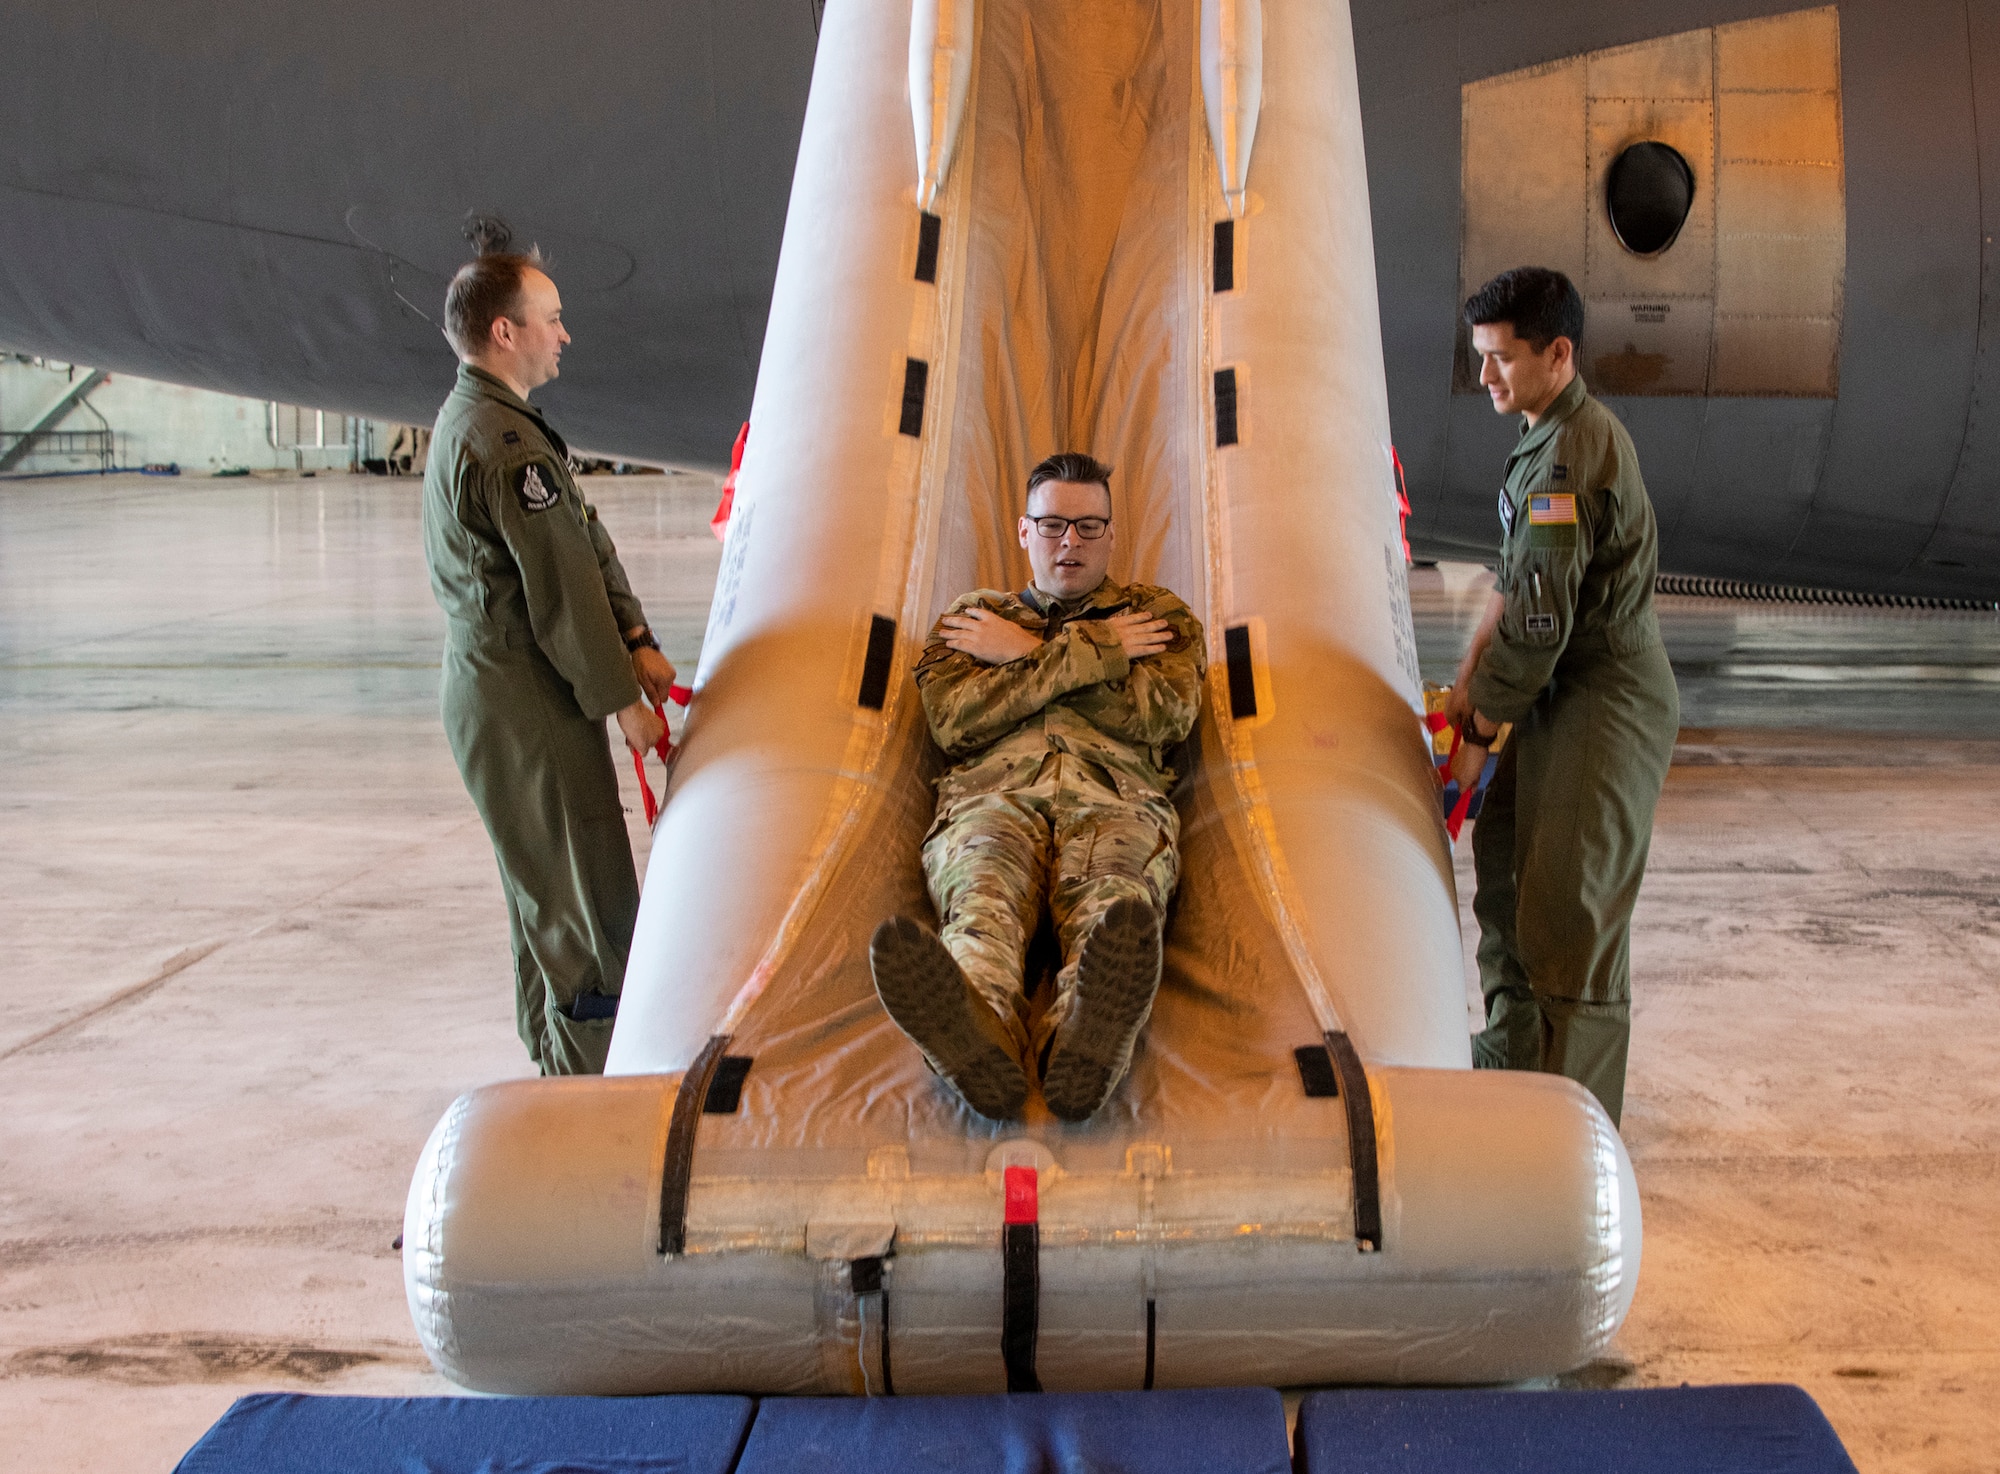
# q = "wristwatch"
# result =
<box><xmin>1460</xmin><ymin>715</ymin><xmax>1494</xmax><ymax>747</ymax></box>
<box><xmin>623</xmin><ymin>627</ymin><xmax>660</xmax><ymax>653</ymax></box>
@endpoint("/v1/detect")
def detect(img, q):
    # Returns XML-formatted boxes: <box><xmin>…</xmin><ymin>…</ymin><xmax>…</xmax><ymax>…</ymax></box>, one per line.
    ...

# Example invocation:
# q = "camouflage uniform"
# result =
<box><xmin>423</xmin><ymin>363</ymin><xmax>648</xmax><ymax>1075</ymax></box>
<box><xmin>1467</xmin><ymin>374</ymin><xmax>1680</xmax><ymax>1126</ymax></box>
<box><xmin>915</xmin><ymin>578</ymin><xmax>1206</xmax><ymax>1060</ymax></box>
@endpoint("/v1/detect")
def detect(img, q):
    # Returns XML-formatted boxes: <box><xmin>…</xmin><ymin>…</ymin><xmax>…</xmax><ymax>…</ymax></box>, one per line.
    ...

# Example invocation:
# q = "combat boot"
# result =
<box><xmin>1040</xmin><ymin>896</ymin><xmax>1163</xmax><ymax>1121</ymax></box>
<box><xmin>870</xmin><ymin>915</ymin><xmax>1029</xmax><ymax>1121</ymax></box>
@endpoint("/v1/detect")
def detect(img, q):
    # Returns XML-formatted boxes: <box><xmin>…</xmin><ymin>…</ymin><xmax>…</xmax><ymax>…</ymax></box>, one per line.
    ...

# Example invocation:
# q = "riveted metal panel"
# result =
<box><xmin>1458</xmin><ymin>7</ymin><xmax>1844</xmax><ymax>398</ymax></box>
<box><xmin>1712</xmin><ymin>10</ymin><xmax>1845</xmax><ymax>396</ymax></box>
<box><xmin>1455</xmin><ymin>59</ymin><xmax>1585</xmax><ymax>390</ymax></box>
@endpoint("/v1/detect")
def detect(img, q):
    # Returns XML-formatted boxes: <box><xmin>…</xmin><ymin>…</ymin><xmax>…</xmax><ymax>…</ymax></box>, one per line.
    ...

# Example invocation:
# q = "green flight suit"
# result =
<box><xmin>423</xmin><ymin>364</ymin><xmax>648</xmax><ymax>1075</ymax></box>
<box><xmin>915</xmin><ymin>579</ymin><xmax>1206</xmax><ymax>1062</ymax></box>
<box><xmin>1466</xmin><ymin>374</ymin><xmax>1680</xmax><ymax>1126</ymax></box>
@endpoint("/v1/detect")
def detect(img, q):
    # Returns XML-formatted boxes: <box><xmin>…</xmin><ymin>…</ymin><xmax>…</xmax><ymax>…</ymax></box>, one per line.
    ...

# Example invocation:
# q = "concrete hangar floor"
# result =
<box><xmin>1</xmin><ymin>472</ymin><xmax>1995</xmax><ymax>1471</ymax></box>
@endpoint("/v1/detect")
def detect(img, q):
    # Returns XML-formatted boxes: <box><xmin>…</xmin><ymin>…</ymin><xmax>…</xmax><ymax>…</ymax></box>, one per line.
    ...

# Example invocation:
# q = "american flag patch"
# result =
<box><xmin>1529</xmin><ymin>493</ymin><xmax>1576</xmax><ymax>525</ymax></box>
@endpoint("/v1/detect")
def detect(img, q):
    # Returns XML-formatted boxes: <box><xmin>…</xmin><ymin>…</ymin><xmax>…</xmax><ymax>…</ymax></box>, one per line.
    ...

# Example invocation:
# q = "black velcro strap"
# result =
<box><xmin>857</xmin><ymin>615</ymin><xmax>897</xmax><ymax>710</ymax></box>
<box><xmin>1294</xmin><ymin>1042</ymin><xmax>1338</xmax><ymax>1097</ymax></box>
<box><xmin>1324</xmin><ymin>1030</ymin><xmax>1383</xmax><ymax>1251</ymax></box>
<box><xmin>1214</xmin><ymin>367</ymin><xmax>1239</xmax><ymax>447</ymax></box>
<box><xmin>899</xmin><ymin>358</ymin><xmax>929</xmax><ymax>437</ymax></box>
<box><xmin>702</xmin><ymin>1055</ymin><xmax>753</xmax><ymax>1113</ymax></box>
<box><xmin>1224</xmin><ymin>624</ymin><xmax>1257</xmax><ymax>719</ymax></box>
<box><xmin>1143</xmin><ymin>1298</ymin><xmax>1157</xmax><ymax>1390</ymax></box>
<box><xmin>915</xmin><ymin>212</ymin><xmax>942</xmax><ymax>283</ymax></box>
<box><xmin>852</xmin><ymin>1254</ymin><xmax>896</xmax><ymax>1395</ymax></box>
<box><xmin>1001</xmin><ymin>1222</ymin><xmax>1041</xmax><ymax>1392</ymax></box>
<box><xmin>1213</xmin><ymin>218</ymin><xmax>1235</xmax><ymax>293</ymax></box>
<box><xmin>658</xmin><ymin>1033</ymin><xmax>729</xmax><ymax>1256</ymax></box>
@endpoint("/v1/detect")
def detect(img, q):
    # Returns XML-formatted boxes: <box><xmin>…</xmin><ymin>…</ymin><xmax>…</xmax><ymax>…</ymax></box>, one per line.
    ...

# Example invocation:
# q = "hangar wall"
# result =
<box><xmin>0</xmin><ymin>356</ymin><xmax>414</xmax><ymax>477</ymax></box>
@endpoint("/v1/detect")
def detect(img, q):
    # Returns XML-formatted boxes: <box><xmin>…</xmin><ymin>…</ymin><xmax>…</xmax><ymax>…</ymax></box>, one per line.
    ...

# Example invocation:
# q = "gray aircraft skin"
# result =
<box><xmin>0</xmin><ymin>0</ymin><xmax>1994</xmax><ymax>600</ymax></box>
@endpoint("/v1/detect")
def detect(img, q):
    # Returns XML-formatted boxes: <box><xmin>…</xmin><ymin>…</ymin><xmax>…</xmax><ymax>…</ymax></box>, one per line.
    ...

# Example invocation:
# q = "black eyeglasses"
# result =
<box><xmin>1027</xmin><ymin>516</ymin><xmax>1110</xmax><ymax>540</ymax></box>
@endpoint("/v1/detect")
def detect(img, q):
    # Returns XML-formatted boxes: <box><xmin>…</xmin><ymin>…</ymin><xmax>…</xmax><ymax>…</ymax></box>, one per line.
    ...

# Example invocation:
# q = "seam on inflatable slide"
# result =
<box><xmin>1187</xmin><ymin>46</ymin><xmax>1356</xmax><ymax>1053</ymax></box>
<box><xmin>1585</xmin><ymin>1103</ymin><xmax>1625</xmax><ymax>1355</ymax></box>
<box><xmin>708</xmin><ymin>6</ymin><xmax>984</xmax><ymax>1039</ymax></box>
<box><xmin>414</xmin><ymin>1093</ymin><xmax>467</xmax><ymax>1372</ymax></box>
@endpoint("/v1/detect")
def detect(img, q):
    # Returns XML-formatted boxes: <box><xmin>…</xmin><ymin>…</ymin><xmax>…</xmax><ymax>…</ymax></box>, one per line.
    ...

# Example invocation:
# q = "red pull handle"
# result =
<box><xmin>632</xmin><ymin>687</ymin><xmax>696</xmax><ymax>827</ymax></box>
<box><xmin>632</xmin><ymin>746</ymin><xmax>659</xmax><ymax>826</ymax></box>
<box><xmin>632</xmin><ymin>698</ymin><xmax>679</xmax><ymax>827</ymax></box>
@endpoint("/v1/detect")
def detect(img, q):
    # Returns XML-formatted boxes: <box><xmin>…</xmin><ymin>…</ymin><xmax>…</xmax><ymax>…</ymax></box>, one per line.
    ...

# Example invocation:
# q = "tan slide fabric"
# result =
<box><xmin>403</xmin><ymin>0</ymin><xmax>1641</xmax><ymax>1395</ymax></box>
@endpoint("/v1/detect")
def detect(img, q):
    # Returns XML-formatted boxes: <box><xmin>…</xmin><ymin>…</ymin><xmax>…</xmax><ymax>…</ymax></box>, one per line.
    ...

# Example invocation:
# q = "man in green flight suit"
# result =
<box><xmin>423</xmin><ymin>251</ymin><xmax>676</xmax><ymax>1075</ymax></box>
<box><xmin>1446</xmin><ymin>267</ymin><xmax>1680</xmax><ymax>1127</ymax></box>
<box><xmin>870</xmin><ymin>453</ymin><xmax>1207</xmax><ymax>1123</ymax></box>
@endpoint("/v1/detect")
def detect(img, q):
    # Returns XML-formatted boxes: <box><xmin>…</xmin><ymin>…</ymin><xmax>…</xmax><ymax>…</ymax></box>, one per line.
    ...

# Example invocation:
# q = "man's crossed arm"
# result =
<box><xmin>916</xmin><ymin>595</ymin><xmax>1200</xmax><ymax>759</ymax></box>
<box><xmin>940</xmin><ymin>607</ymin><xmax>1173</xmax><ymax>664</ymax></box>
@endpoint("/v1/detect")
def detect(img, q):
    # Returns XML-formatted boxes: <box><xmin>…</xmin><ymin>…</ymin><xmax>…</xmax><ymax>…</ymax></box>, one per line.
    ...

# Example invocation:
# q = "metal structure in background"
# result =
<box><xmin>0</xmin><ymin>428</ymin><xmax>115</xmax><ymax>474</ymax></box>
<box><xmin>0</xmin><ymin>367</ymin><xmax>112</xmax><ymax>473</ymax></box>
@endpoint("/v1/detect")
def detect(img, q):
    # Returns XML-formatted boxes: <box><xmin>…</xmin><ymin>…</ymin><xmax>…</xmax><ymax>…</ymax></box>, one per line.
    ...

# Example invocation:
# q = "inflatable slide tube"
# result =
<box><xmin>405</xmin><ymin>0</ymin><xmax>1642</xmax><ymax>1394</ymax></box>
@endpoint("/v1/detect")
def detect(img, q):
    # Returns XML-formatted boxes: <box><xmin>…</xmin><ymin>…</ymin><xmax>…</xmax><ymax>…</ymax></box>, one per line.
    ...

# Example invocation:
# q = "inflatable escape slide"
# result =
<box><xmin>404</xmin><ymin>0</ymin><xmax>1640</xmax><ymax>1394</ymax></box>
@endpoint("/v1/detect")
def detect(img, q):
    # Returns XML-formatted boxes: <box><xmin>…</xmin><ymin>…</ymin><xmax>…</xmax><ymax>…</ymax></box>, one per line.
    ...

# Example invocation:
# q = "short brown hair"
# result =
<box><xmin>1026</xmin><ymin>452</ymin><xmax>1113</xmax><ymax>510</ymax></box>
<box><xmin>444</xmin><ymin>250</ymin><xmax>545</xmax><ymax>356</ymax></box>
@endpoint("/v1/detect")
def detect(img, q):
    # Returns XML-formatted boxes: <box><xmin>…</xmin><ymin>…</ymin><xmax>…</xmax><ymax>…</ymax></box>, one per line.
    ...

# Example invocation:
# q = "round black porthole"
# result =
<box><xmin>1606</xmin><ymin>142</ymin><xmax>1695</xmax><ymax>256</ymax></box>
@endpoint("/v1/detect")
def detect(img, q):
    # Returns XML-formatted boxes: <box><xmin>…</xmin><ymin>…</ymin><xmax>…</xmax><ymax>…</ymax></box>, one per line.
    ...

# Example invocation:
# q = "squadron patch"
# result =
<box><xmin>1550</xmin><ymin>464</ymin><xmax>1568</xmax><ymax>482</ymax></box>
<box><xmin>515</xmin><ymin>461</ymin><xmax>561</xmax><ymax>513</ymax></box>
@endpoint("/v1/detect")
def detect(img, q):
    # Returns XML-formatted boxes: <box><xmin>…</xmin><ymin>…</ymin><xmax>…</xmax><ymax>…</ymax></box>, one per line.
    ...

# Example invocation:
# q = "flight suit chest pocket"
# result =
<box><xmin>1508</xmin><ymin>552</ymin><xmax>1562</xmax><ymax>641</ymax></box>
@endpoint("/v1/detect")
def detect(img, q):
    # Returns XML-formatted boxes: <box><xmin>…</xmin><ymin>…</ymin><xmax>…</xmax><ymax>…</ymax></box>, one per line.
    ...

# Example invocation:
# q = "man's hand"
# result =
<box><xmin>615</xmin><ymin>698</ymin><xmax>667</xmax><ymax>756</ymax></box>
<box><xmin>1448</xmin><ymin>726</ymin><xmax>1490</xmax><ymax>792</ymax></box>
<box><xmin>940</xmin><ymin>607</ymin><xmax>1043</xmax><ymax>665</ymax></box>
<box><xmin>632</xmin><ymin>646</ymin><xmax>678</xmax><ymax>706</ymax></box>
<box><xmin>1442</xmin><ymin>681</ymin><xmax>1473</xmax><ymax>730</ymax></box>
<box><xmin>1106</xmin><ymin>610</ymin><xmax>1174</xmax><ymax>661</ymax></box>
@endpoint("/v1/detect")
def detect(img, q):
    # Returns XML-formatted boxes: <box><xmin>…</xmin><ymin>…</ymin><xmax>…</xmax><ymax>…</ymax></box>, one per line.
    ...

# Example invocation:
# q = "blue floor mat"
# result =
<box><xmin>1294</xmin><ymin>1385</ymin><xmax>1858</xmax><ymax>1474</ymax></box>
<box><xmin>172</xmin><ymin>1392</ymin><xmax>756</xmax><ymax>1474</ymax></box>
<box><xmin>735</xmin><ymin>1388</ymin><xmax>1292</xmax><ymax>1474</ymax></box>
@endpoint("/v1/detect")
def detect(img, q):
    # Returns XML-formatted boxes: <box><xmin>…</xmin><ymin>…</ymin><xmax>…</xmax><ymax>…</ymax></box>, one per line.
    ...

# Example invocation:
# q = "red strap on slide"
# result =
<box><xmin>1003</xmin><ymin>1165</ymin><xmax>1039</xmax><ymax>1225</ymax></box>
<box><xmin>1440</xmin><ymin>725</ymin><xmax>1482</xmax><ymax>842</ymax></box>
<box><xmin>631</xmin><ymin>688</ymin><xmax>695</xmax><ymax>827</ymax></box>
<box><xmin>1390</xmin><ymin>444</ymin><xmax>1413</xmax><ymax>563</ymax></box>
<box><xmin>710</xmin><ymin>422</ymin><xmax>749</xmax><ymax>540</ymax></box>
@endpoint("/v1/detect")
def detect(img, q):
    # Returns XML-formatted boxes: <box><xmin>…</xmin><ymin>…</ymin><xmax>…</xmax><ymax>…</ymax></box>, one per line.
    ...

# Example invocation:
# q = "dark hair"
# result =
<box><xmin>444</xmin><ymin>249</ymin><xmax>546</xmax><ymax>356</ymax></box>
<box><xmin>1463</xmin><ymin>267</ymin><xmax>1584</xmax><ymax>354</ymax></box>
<box><xmin>1026</xmin><ymin>452</ymin><xmax>1114</xmax><ymax>511</ymax></box>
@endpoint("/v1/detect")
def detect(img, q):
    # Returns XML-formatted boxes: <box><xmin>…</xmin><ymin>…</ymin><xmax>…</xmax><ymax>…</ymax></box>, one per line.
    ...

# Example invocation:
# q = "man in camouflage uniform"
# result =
<box><xmin>424</xmin><ymin>252</ymin><xmax>676</xmax><ymax>1075</ymax></box>
<box><xmin>870</xmin><ymin>453</ymin><xmax>1207</xmax><ymax>1122</ymax></box>
<box><xmin>1447</xmin><ymin>267</ymin><xmax>1680</xmax><ymax>1127</ymax></box>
